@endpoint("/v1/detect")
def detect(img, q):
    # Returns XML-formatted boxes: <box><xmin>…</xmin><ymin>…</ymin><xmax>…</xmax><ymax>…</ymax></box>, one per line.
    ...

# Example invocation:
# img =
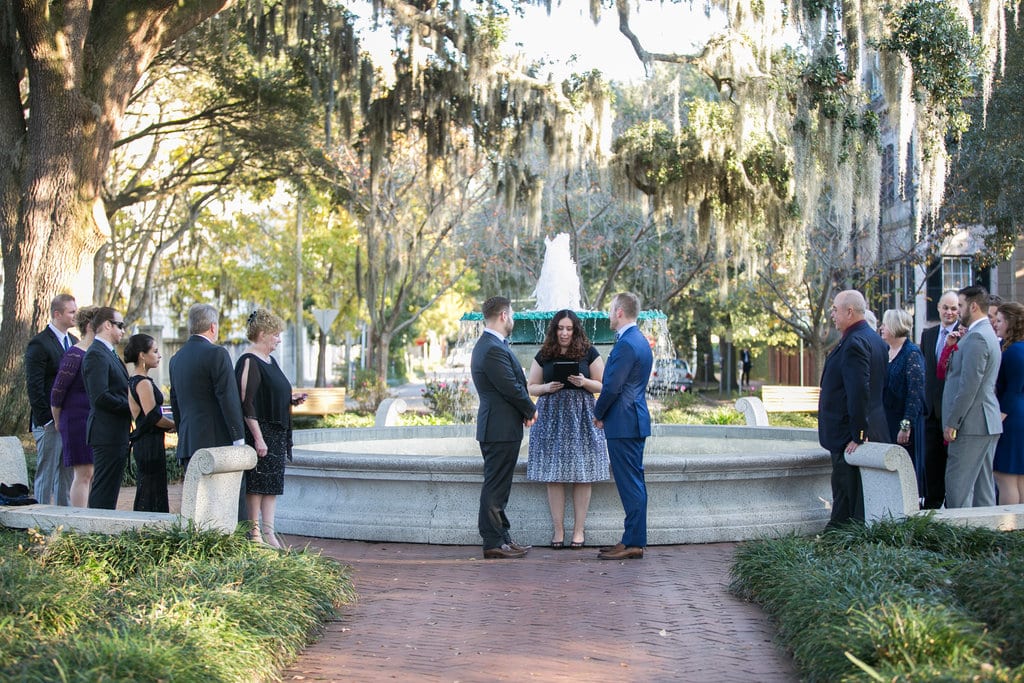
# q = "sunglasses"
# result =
<box><xmin>111</xmin><ymin>320</ymin><xmax>125</xmax><ymax>330</ymax></box>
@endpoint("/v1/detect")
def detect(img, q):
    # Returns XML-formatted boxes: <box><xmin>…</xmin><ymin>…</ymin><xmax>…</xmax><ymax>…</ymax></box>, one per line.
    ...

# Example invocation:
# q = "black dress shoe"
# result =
<box><xmin>483</xmin><ymin>544</ymin><xmax>527</xmax><ymax>559</ymax></box>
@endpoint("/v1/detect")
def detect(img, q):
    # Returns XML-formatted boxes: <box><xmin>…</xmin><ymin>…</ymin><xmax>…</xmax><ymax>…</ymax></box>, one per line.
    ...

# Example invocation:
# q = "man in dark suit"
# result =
<box><xmin>919</xmin><ymin>289</ymin><xmax>959</xmax><ymax>508</ymax></box>
<box><xmin>169</xmin><ymin>304</ymin><xmax>246</xmax><ymax>513</ymax></box>
<box><xmin>470</xmin><ymin>296</ymin><xmax>537</xmax><ymax>559</ymax></box>
<box><xmin>82</xmin><ymin>307</ymin><xmax>131</xmax><ymax>509</ymax></box>
<box><xmin>25</xmin><ymin>293</ymin><xmax>78</xmax><ymax>505</ymax></box>
<box><xmin>818</xmin><ymin>289</ymin><xmax>890</xmax><ymax>528</ymax></box>
<box><xmin>942</xmin><ymin>285</ymin><xmax>1002</xmax><ymax>508</ymax></box>
<box><xmin>593</xmin><ymin>292</ymin><xmax>654</xmax><ymax>560</ymax></box>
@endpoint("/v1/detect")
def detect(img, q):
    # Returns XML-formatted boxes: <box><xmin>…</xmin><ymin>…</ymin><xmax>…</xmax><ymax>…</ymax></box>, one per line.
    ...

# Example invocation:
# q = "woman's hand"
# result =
<box><xmin>546</xmin><ymin>381</ymin><xmax>564</xmax><ymax>394</ymax></box>
<box><xmin>254</xmin><ymin>437</ymin><xmax>268</xmax><ymax>457</ymax></box>
<box><xmin>566</xmin><ymin>374</ymin><xmax>585</xmax><ymax>389</ymax></box>
<box><xmin>897</xmin><ymin>429</ymin><xmax>910</xmax><ymax>445</ymax></box>
<box><xmin>291</xmin><ymin>392</ymin><xmax>308</xmax><ymax>406</ymax></box>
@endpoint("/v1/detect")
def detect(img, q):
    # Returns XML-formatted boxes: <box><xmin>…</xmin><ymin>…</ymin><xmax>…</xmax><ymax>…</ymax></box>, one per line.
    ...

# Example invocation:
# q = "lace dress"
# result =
<box><xmin>526</xmin><ymin>346</ymin><xmax>609</xmax><ymax>483</ymax></box>
<box><xmin>50</xmin><ymin>346</ymin><xmax>94</xmax><ymax>467</ymax></box>
<box><xmin>235</xmin><ymin>353</ymin><xmax>293</xmax><ymax>496</ymax></box>
<box><xmin>883</xmin><ymin>341</ymin><xmax>927</xmax><ymax>496</ymax></box>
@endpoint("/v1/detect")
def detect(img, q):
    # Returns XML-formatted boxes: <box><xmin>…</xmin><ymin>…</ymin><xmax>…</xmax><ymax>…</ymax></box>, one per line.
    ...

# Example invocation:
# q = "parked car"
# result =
<box><xmin>648</xmin><ymin>358</ymin><xmax>693</xmax><ymax>392</ymax></box>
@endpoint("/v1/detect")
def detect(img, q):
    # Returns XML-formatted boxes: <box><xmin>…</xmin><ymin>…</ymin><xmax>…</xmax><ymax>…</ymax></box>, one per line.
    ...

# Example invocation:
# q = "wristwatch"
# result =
<box><xmin>899</xmin><ymin>419</ymin><xmax>911</xmax><ymax>432</ymax></box>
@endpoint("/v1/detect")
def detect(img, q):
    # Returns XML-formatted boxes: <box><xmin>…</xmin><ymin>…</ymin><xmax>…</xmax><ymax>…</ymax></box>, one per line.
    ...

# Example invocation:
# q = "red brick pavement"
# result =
<box><xmin>116</xmin><ymin>486</ymin><xmax>795</xmax><ymax>682</ymax></box>
<box><xmin>278</xmin><ymin>540</ymin><xmax>797</xmax><ymax>683</ymax></box>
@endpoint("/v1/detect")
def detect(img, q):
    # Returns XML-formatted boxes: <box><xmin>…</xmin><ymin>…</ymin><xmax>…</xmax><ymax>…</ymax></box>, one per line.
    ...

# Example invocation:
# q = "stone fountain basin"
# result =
<box><xmin>276</xmin><ymin>424</ymin><xmax>832</xmax><ymax>545</ymax></box>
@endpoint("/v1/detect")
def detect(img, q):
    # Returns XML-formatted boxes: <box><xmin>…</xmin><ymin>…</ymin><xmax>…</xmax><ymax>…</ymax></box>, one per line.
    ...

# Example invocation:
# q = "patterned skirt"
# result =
<box><xmin>244</xmin><ymin>421</ymin><xmax>291</xmax><ymax>496</ymax></box>
<box><xmin>526</xmin><ymin>390</ymin><xmax>609</xmax><ymax>483</ymax></box>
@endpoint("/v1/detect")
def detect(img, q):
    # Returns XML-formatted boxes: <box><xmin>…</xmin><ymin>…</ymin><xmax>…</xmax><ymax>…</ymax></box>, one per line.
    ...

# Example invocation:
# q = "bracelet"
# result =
<box><xmin>899</xmin><ymin>419</ymin><xmax>911</xmax><ymax>432</ymax></box>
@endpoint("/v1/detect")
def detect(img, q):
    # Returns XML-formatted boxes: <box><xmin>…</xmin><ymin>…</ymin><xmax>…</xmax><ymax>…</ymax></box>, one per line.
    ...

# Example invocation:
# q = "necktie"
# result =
<box><xmin>62</xmin><ymin>335</ymin><xmax>70</xmax><ymax>351</ymax></box>
<box><xmin>936</xmin><ymin>327</ymin><xmax>948</xmax><ymax>358</ymax></box>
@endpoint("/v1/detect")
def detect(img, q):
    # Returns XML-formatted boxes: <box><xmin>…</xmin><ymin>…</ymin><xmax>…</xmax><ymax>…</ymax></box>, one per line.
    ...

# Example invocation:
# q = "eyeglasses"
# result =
<box><xmin>111</xmin><ymin>320</ymin><xmax>125</xmax><ymax>330</ymax></box>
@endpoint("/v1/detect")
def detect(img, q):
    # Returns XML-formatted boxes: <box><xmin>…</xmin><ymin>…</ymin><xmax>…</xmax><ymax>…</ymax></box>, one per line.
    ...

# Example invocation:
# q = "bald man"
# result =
<box><xmin>818</xmin><ymin>290</ymin><xmax>890</xmax><ymax>528</ymax></box>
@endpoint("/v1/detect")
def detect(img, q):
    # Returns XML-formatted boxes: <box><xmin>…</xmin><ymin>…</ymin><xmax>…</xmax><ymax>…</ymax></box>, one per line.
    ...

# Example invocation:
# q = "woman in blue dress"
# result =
<box><xmin>993</xmin><ymin>301</ymin><xmax>1024</xmax><ymax>504</ymax></box>
<box><xmin>879</xmin><ymin>309</ymin><xmax>926</xmax><ymax>500</ymax></box>
<box><xmin>526</xmin><ymin>310</ymin><xmax>608</xmax><ymax>549</ymax></box>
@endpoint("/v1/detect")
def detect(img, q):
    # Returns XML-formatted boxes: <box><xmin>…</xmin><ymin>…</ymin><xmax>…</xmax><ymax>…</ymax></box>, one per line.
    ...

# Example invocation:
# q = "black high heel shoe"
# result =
<box><xmin>569</xmin><ymin>536</ymin><xmax>585</xmax><ymax>549</ymax></box>
<box><xmin>550</xmin><ymin>540</ymin><xmax>565</xmax><ymax>549</ymax></box>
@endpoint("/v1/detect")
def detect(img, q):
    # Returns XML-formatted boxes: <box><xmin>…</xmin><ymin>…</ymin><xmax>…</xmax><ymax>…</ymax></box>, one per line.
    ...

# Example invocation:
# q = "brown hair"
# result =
<box><xmin>538</xmin><ymin>310</ymin><xmax>591</xmax><ymax>361</ymax></box>
<box><xmin>75</xmin><ymin>306</ymin><xmax>99</xmax><ymax>335</ymax></box>
<box><xmin>997</xmin><ymin>301</ymin><xmax>1024</xmax><ymax>348</ymax></box>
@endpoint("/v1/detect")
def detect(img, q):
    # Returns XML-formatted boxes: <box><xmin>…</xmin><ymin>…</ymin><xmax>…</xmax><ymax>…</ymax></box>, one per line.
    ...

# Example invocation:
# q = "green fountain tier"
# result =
<box><xmin>460</xmin><ymin>309</ymin><xmax>668</xmax><ymax>345</ymax></box>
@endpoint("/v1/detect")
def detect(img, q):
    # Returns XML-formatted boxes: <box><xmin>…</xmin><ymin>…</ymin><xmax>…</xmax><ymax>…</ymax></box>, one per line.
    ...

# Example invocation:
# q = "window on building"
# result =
<box><xmin>880</xmin><ymin>144</ymin><xmax>895</xmax><ymax>208</ymax></box>
<box><xmin>942</xmin><ymin>257</ymin><xmax>973</xmax><ymax>291</ymax></box>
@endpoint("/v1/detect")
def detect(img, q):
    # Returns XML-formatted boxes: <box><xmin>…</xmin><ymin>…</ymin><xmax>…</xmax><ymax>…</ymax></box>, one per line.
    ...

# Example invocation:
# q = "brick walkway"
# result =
<box><xmin>117</xmin><ymin>486</ymin><xmax>795</xmax><ymax>681</ymax></box>
<box><xmin>278</xmin><ymin>540</ymin><xmax>796</xmax><ymax>682</ymax></box>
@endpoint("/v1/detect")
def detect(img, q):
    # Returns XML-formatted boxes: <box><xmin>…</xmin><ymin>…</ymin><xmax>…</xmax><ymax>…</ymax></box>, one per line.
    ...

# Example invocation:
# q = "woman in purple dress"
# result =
<box><xmin>50</xmin><ymin>306</ymin><xmax>98</xmax><ymax>507</ymax></box>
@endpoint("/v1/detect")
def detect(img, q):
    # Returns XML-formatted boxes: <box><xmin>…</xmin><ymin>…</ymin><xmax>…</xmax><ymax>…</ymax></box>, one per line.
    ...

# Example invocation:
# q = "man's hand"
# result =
<box><xmin>593</xmin><ymin>419</ymin><xmax>603</xmax><ymax>429</ymax></box>
<box><xmin>524</xmin><ymin>415</ymin><xmax>537</xmax><ymax>428</ymax></box>
<box><xmin>844</xmin><ymin>440</ymin><xmax>859</xmax><ymax>456</ymax></box>
<box><xmin>943</xmin><ymin>426</ymin><xmax>957</xmax><ymax>442</ymax></box>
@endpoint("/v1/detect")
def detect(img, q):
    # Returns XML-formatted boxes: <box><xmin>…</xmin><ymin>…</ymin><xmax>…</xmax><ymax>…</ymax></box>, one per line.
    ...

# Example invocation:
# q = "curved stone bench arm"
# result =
<box><xmin>844</xmin><ymin>442</ymin><xmax>918</xmax><ymax>521</ymax></box>
<box><xmin>734</xmin><ymin>397</ymin><xmax>769</xmax><ymax>426</ymax></box>
<box><xmin>181</xmin><ymin>445</ymin><xmax>257</xmax><ymax>533</ymax></box>
<box><xmin>375</xmin><ymin>398</ymin><xmax>407</xmax><ymax>427</ymax></box>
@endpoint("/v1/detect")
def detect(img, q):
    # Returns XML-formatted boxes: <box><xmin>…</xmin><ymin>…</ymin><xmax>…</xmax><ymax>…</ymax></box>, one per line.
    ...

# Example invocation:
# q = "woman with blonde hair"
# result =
<box><xmin>879</xmin><ymin>308</ymin><xmax>926</xmax><ymax>501</ymax></box>
<box><xmin>50</xmin><ymin>306</ymin><xmax>98</xmax><ymax>507</ymax></box>
<box><xmin>235</xmin><ymin>309</ymin><xmax>306</xmax><ymax>547</ymax></box>
<box><xmin>993</xmin><ymin>301</ymin><xmax>1024</xmax><ymax>504</ymax></box>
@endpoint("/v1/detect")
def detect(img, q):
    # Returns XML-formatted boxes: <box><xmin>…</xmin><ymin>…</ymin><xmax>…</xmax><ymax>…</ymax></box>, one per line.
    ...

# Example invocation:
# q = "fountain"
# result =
<box><xmin>274</xmin><ymin>234</ymin><xmax>833</xmax><ymax>545</ymax></box>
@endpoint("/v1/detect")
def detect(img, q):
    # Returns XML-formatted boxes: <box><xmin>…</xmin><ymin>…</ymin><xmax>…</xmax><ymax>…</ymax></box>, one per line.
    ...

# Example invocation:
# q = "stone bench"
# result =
<box><xmin>0</xmin><ymin>437</ymin><xmax>256</xmax><ymax>535</ymax></box>
<box><xmin>735</xmin><ymin>385</ymin><xmax>820</xmax><ymax>426</ymax></box>
<box><xmin>845</xmin><ymin>441</ymin><xmax>1024</xmax><ymax>531</ymax></box>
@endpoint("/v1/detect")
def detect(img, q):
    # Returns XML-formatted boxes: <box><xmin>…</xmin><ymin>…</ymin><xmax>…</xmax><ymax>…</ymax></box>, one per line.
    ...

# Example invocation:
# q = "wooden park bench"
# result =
<box><xmin>735</xmin><ymin>384</ymin><xmax>820</xmax><ymax>426</ymax></box>
<box><xmin>291</xmin><ymin>386</ymin><xmax>347</xmax><ymax>416</ymax></box>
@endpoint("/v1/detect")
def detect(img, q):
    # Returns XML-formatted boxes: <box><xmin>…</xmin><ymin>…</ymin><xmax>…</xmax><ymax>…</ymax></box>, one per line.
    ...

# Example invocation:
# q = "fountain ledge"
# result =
<box><xmin>278</xmin><ymin>424</ymin><xmax>832</xmax><ymax>545</ymax></box>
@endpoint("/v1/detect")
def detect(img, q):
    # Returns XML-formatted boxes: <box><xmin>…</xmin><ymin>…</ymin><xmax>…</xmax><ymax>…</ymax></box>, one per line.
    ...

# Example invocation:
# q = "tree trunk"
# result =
<box><xmin>316</xmin><ymin>328</ymin><xmax>328</xmax><ymax>387</ymax></box>
<box><xmin>0</xmin><ymin>0</ymin><xmax>231</xmax><ymax>434</ymax></box>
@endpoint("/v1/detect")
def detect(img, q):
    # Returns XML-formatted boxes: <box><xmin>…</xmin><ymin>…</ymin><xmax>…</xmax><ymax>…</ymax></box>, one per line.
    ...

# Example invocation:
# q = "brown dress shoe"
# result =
<box><xmin>506</xmin><ymin>541</ymin><xmax>532</xmax><ymax>552</ymax></box>
<box><xmin>598</xmin><ymin>545</ymin><xmax>644</xmax><ymax>560</ymax></box>
<box><xmin>483</xmin><ymin>544</ymin><xmax>527</xmax><ymax>559</ymax></box>
<box><xmin>598</xmin><ymin>542</ymin><xmax>625</xmax><ymax>554</ymax></box>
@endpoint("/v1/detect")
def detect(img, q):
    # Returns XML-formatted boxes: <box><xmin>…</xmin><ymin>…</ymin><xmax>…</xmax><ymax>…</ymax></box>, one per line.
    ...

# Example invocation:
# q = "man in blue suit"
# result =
<box><xmin>471</xmin><ymin>296</ymin><xmax>537</xmax><ymax>559</ymax></box>
<box><xmin>818</xmin><ymin>289</ymin><xmax>889</xmax><ymax>528</ymax></box>
<box><xmin>594</xmin><ymin>292</ymin><xmax>653</xmax><ymax>560</ymax></box>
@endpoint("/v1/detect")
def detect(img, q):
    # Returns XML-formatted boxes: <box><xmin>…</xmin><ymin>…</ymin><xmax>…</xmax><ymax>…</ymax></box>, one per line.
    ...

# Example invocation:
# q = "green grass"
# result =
<box><xmin>730</xmin><ymin>516</ymin><xmax>1024</xmax><ymax>681</ymax></box>
<box><xmin>0</xmin><ymin>524</ymin><xmax>353</xmax><ymax>681</ymax></box>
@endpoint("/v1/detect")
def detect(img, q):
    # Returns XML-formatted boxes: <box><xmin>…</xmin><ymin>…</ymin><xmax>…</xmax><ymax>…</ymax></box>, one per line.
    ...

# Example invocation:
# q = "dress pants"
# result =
<box><xmin>922</xmin><ymin>415</ymin><xmax>948</xmax><ymax>508</ymax></box>
<box><xmin>945</xmin><ymin>434</ymin><xmax>998</xmax><ymax>508</ymax></box>
<box><xmin>827</xmin><ymin>450</ymin><xmax>864</xmax><ymax>528</ymax></box>
<box><xmin>32</xmin><ymin>423</ymin><xmax>72</xmax><ymax>505</ymax></box>
<box><xmin>607</xmin><ymin>437</ymin><xmax>648</xmax><ymax>547</ymax></box>
<box><xmin>88</xmin><ymin>442</ymin><xmax>129</xmax><ymax>509</ymax></box>
<box><xmin>478</xmin><ymin>440</ymin><xmax>520</xmax><ymax>549</ymax></box>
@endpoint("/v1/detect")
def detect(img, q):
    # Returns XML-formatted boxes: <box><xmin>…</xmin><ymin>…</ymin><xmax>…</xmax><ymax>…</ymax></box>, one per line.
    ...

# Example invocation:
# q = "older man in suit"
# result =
<box><xmin>942</xmin><ymin>285</ymin><xmax>1002</xmax><ymax>508</ymax></box>
<box><xmin>471</xmin><ymin>296</ymin><xmax>537</xmax><ymax>559</ymax></box>
<box><xmin>26</xmin><ymin>294</ymin><xmax>78</xmax><ymax>505</ymax></box>
<box><xmin>83</xmin><ymin>307</ymin><xmax>131</xmax><ymax>509</ymax></box>
<box><xmin>919</xmin><ymin>290</ymin><xmax>960</xmax><ymax>508</ymax></box>
<box><xmin>169</xmin><ymin>304</ymin><xmax>247</xmax><ymax>519</ymax></box>
<box><xmin>594</xmin><ymin>292</ymin><xmax>653</xmax><ymax>560</ymax></box>
<box><xmin>818</xmin><ymin>289</ymin><xmax>890</xmax><ymax>528</ymax></box>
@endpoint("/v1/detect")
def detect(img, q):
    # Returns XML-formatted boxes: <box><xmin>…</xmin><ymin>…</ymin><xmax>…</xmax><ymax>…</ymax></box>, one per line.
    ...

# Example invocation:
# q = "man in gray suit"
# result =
<box><xmin>169</xmin><ymin>304</ymin><xmax>245</xmax><ymax>471</ymax></box>
<box><xmin>942</xmin><ymin>285</ymin><xmax>1003</xmax><ymax>508</ymax></box>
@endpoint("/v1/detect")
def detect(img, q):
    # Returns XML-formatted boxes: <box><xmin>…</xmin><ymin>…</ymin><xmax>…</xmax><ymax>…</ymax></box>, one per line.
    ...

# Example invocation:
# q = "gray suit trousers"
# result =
<box><xmin>945</xmin><ymin>434</ymin><xmax>998</xmax><ymax>508</ymax></box>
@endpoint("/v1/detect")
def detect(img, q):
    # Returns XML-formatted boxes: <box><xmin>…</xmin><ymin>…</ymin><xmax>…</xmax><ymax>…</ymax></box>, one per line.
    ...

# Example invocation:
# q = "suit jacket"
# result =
<box><xmin>82</xmin><ymin>341</ymin><xmax>131</xmax><ymax>446</ymax></box>
<box><xmin>169</xmin><ymin>335</ymin><xmax>245</xmax><ymax>460</ymax></box>
<box><xmin>593</xmin><ymin>325</ymin><xmax>654</xmax><ymax>439</ymax></box>
<box><xmin>818</xmin><ymin>320</ymin><xmax>890</xmax><ymax>453</ymax></box>
<box><xmin>25</xmin><ymin>326</ymin><xmax>77</xmax><ymax>428</ymax></box>
<box><xmin>941</xmin><ymin>318</ymin><xmax>1003</xmax><ymax>436</ymax></box>
<box><xmin>920</xmin><ymin>321</ymin><xmax>959</xmax><ymax>420</ymax></box>
<box><xmin>470</xmin><ymin>332</ymin><xmax>536</xmax><ymax>443</ymax></box>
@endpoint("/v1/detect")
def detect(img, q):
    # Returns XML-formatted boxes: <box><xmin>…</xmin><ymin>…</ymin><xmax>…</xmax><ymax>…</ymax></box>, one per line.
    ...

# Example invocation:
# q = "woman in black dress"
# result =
<box><xmin>236</xmin><ymin>309</ymin><xmax>307</xmax><ymax>547</ymax></box>
<box><xmin>125</xmin><ymin>334</ymin><xmax>175</xmax><ymax>512</ymax></box>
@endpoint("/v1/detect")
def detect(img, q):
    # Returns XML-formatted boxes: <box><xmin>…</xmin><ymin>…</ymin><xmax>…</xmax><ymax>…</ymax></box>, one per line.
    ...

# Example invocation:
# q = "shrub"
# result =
<box><xmin>351</xmin><ymin>369</ymin><xmax>389</xmax><ymax>412</ymax></box>
<box><xmin>421</xmin><ymin>376</ymin><xmax>475</xmax><ymax>423</ymax></box>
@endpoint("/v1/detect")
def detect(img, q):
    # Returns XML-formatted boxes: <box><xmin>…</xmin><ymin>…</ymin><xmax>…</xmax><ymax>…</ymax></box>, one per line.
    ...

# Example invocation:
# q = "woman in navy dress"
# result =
<box><xmin>879</xmin><ymin>308</ymin><xmax>926</xmax><ymax>499</ymax></box>
<box><xmin>993</xmin><ymin>301</ymin><xmax>1024</xmax><ymax>504</ymax></box>
<box><xmin>526</xmin><ymin>310</ymin><xmax>608</xmax><ymax>549</ymax></box>
<box><xmin>235</xmin><ymin>309</ymin><xmax>306</xmax><ymax>548</ymax></box>
<box><xmin>50</xmin><ymin>306</ymin><xmax>98</xmax><ymax>508</ymax></box>
<box><xmin>125</xmin><ymin>334</ymin><xmax>175</xmax><ymax>512</ymax></box>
